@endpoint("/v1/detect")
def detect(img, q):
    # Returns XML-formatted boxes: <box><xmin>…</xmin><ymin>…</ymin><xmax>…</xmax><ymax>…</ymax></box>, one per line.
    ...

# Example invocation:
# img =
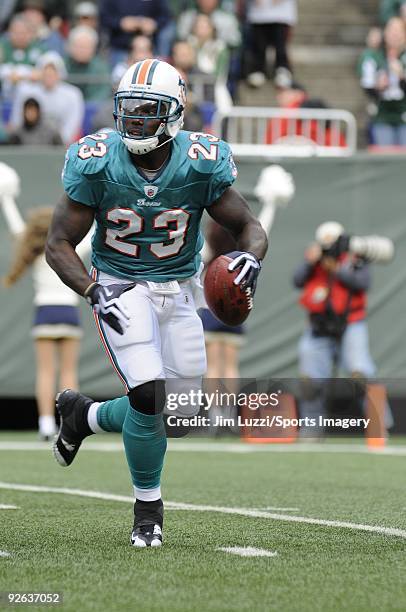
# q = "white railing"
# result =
<box><xmin>212</xmin><ymin>107</ymin><xmax>357</xmax><ymax>157</ymax></box>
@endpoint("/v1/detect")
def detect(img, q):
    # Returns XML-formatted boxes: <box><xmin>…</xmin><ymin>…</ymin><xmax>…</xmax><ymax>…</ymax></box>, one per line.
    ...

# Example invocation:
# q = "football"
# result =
<box><xmin>204</xmin><ymin>255</ymin><xmax>252</xmax><ymax>326</ymax></box>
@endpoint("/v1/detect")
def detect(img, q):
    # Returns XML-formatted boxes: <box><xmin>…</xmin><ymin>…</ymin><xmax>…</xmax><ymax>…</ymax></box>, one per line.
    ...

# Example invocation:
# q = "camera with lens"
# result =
<box><xmin>321</xmin><ymin>234</ymin><xmax>350</xmax><ymax>259</ymax></box>
<box><xmin>316</xmin><ymin>222</ymin><xmax>394</xmax><ymax>263</ymax></box>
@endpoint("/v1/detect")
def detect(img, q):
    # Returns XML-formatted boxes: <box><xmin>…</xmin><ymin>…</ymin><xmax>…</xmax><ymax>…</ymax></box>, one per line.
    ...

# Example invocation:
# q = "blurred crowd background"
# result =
<box><xmin>1</xmin><ymin>1</ymin><xmax>405</xmax><ymax>149</ymax></box>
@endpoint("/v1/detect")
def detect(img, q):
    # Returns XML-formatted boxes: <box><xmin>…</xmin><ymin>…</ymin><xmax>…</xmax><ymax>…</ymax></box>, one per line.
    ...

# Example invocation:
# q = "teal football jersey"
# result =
<box><xmin>62</xmin><ymin>130</ymin><xmax>237</xmax><ymax>281</ymax></box>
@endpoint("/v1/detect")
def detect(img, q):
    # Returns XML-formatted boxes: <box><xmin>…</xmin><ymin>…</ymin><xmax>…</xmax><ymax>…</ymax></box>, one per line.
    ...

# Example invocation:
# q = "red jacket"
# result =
<box><xmin>299</xmin><ymin>257</ymin><xmax>367</xmax><ymax>323</ymax></box>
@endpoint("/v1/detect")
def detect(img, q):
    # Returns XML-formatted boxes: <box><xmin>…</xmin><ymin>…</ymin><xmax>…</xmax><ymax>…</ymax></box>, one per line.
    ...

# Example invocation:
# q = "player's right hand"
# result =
<box><xmin>84</xmin><ymin>283</ymin><xmax>136</xmax><ymax>335</ymax></box>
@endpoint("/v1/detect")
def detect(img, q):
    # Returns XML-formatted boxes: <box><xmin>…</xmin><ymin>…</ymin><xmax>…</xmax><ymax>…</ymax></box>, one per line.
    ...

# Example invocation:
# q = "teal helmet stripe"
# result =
<box><xmin>146</xmin><ymin>59</ymin><xmax>160</xmax><ymax>85</ymax></box>
<box><xmin>131</xmin><ymin>62</ymin><xmax>142</xmax><ymax>84</ymax></box>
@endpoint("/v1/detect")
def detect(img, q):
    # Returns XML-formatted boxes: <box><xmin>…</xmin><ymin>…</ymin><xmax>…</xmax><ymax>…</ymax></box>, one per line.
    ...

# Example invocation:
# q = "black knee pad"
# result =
<box><xmin>128</xmin><ymin>380</ymin><xmax>166</xmax><ymax>415</ymax></box>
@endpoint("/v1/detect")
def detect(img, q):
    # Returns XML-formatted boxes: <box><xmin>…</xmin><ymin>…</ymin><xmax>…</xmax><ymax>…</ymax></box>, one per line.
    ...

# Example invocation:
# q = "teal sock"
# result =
<box><xmin>122</xmin><ymin>407</ymin><xmax>167</xmax><ymax>491</ymax></box>
<box><xmin>97</xmin><ymin>396</ymin><xmax>129</xmax><ymax>432</ymax></box>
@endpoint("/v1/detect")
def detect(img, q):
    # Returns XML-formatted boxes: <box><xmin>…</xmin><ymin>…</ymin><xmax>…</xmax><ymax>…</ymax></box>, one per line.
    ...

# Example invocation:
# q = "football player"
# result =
<box><xmin>46</xmin><ymin>59</ymin><xmax>268</xmax><ymax>548</ymax></box>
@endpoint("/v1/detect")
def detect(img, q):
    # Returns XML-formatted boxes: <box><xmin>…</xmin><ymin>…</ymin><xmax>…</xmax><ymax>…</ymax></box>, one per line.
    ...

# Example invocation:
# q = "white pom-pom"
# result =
<box><xmin>254</xmin><ymin>164</ymin><xmax>295</xmax><ymax>207</ymax></box>
<box><xmin>0</xmin><ymin>163</ymin><xmax>20</xmax><ymax>198</ymax></box>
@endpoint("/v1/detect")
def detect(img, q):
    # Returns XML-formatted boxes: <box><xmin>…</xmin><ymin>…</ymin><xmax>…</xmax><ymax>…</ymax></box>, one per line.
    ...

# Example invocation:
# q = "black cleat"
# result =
<box><xmin>131</xmin><ymin>524</ymin><xmax>163</xmax><ymax>548</ymax></box>
<box><xmin>131</xmin><ymin>498</ymin><xmax>164</xmax><ymax>548</ymax></box>
<box><xmin>53</xmin><ymin>389</ymin><xmax>94</xmax><ymax>467</ymax></box>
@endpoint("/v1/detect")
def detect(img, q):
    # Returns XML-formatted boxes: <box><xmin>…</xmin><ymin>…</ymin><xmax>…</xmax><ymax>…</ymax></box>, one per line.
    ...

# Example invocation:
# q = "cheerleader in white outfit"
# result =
<box><xmin>0</xmin><ymin>162</ymin><xmax>91</xmax><ymax>440</ymax></box>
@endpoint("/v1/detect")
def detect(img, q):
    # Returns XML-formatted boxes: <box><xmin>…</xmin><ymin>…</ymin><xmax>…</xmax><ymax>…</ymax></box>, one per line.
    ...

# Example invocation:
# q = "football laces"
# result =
<box><xmin>246</xmin><ymin>287</ymin><xmax>254</xmax><ymax>310</ymax></box>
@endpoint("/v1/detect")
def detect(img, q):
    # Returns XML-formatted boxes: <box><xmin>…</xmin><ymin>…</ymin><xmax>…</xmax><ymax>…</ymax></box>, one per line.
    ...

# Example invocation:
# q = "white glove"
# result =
<box><xmin>227</xmin><ymin>251</ymin><xmax>262</xmax><ymax>295</ymax></box>
<box><xmin>85</xmin><ymin>283</ymin><xmax>136</xmax><ymax>334</ymax></box>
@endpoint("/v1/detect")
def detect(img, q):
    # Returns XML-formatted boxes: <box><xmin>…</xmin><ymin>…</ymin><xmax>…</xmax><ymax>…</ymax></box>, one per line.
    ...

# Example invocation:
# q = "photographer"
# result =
<box><xmin>293</xmin><ymin>222</ymin><xmax>378</xmax><ymax>434</ymax></box>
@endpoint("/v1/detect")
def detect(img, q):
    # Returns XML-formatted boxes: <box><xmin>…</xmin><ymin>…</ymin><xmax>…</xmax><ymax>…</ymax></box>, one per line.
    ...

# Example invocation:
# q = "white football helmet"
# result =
<box><xmin>114</xmin><ymin>59</ymin><xmax>186</xmax><ymax>155</ymax></box>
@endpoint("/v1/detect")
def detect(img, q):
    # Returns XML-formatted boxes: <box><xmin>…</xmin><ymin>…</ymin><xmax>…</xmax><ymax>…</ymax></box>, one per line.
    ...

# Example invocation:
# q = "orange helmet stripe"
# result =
<box><xmin>136</xmin><ymin>59</ymin><xmax>155</xmax><ymax>85</ymax></box>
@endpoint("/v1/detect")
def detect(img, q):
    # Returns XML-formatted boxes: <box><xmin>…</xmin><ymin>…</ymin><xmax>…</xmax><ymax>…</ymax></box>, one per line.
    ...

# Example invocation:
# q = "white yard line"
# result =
<box><xmin>218</xmin><ymin>546</ymin><xmax>277</xmax><ymax>558</ymax></box>
<box><xmin>0</xmin><ymin>441</ymin><xmax>405</xmax><ymax>455</ymax></box>
<box><xmin>0</xmin><ymin>504</ymin><xmax>19</xmax><ymax>509</ymax></box>
<box><xmin>0</xmin><ymin>482</ymin><xmax>133</xmax><ymax>503</ymax></box>
<box><xmin>0</xmin><ymin>481</ymin><xmax>405</xmax><ymax>540</ymax></box>
<box><xmin>261</xmin><ymin>506</ymin><xmax>300</xmax><ymax>512</ymax></box>
<box><xmin>0</xmin><ymin>551</ymin><xmax>11</xmax><ymax>557</ymax></box>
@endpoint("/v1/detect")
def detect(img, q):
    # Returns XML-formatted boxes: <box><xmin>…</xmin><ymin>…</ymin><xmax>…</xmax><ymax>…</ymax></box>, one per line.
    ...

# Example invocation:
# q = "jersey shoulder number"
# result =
<box><xmin>184</xmin><ymin>131</ymin><xmax>237</xmax><ymax>176</ymax></box>
<box><xmin>187</xmin><ymin>132</ymin><xmax>220</xmax><ymax>162</ymax></box>
<box><xmin>62</xmin><ymin>131</ymin><xmax>120</xmax><ymax>206</ymax></box>
<box><xmin>65</xmin><ymin>130</ymin><xmax>120</xmax><ymax>179</ymax></box>
<box><xmin>77</xmin><ymin>132</ymin><xmax>109</xmax><ymax>160</ymax></box>
<box><xmin>180</xmin><ymin>131</ymin><xmax>237</xmax><ymax>205</ymax></box>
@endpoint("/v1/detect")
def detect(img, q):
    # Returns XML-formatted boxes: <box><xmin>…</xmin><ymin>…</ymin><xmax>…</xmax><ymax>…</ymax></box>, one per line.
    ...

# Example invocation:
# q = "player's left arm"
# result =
<box><xmin>207</xmin><ymin>186</ymin><xmax>268</xmax><ymax>293</ymax></box>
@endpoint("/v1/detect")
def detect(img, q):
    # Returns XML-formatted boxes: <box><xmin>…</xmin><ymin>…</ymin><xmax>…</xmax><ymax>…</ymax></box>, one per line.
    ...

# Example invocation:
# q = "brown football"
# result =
<box><xmin>204</xmin><ymin>255</ymin><xmax>252</xmax><ymax>326</ymax></box>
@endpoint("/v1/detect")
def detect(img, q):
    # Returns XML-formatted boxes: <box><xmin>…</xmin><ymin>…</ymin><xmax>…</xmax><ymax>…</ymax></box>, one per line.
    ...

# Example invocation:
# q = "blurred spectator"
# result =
<box><xmin>365</xmin><ymin>26</ymin><xmax>383</xmax><ymax>52</ymax></box>
<box><xmin>100</xmin><ymin>0</ymin><xmax>174</xmax><ymax>65</ymax></box>
<box><xmin>168</xmin><ymin>0</ymin><xmax>196</xmax><ymax>20</ymax></box>
<box><xmin>171</xmin><ymin>40</ymin><xmax>205</xmax><ymax>130</ymax></box>
<box><xmin>90</xmin><ymin>99</ymin><xmax>115</xmax><ymax>133</ymax></box>
<box><xmin>182</xmin><ymin>99</ymin><xmax>204</xmax><ymax>131</ymax></box>
<box><xmin>266</xmin><ymin>83</ymin><xmax>346</xmax><ymax>147</ymax></box>
<box><xmin>188</xmin><ymin>13</ymin><xmax>229</xmax><ymax>79</ymax></box>
<box><xmin>0</xmin><ymin>1</ymin><xmax>19</xmax><ymax>31</ymax></box>
<box><xmin>359</xmin><ymin>17</ymin><xmax>406</xmax><ymax>146</ymax></box>
<box><xmin>177</xmin><ymin>0</ymin><xmax>241</xmax><ymax>50</ymax></box>
<box><xmin>111</xmin><ymin>34</ymin><xmax>154</xmax><ymax>86</ymax></box>
<box><xmin>21</xmin><ymin>0</ymin><xmax>65</xmax><ymax>55</ymax></box>
<box><xmin>73</xmin><ymin>1</ymin><xmax>99</xmax><ymax>31</ymax></box>
<box><xmin>172</xmin><ymin>39</ymin><xmax>199</xmax><ymax>78</ymax></box>
<box><xmin>91</xmin><ymin>34</ymin><xmax>154</xmax><ymax>132</ymax></box>
<box><xmin>244</xmin><ymin>0</ymin><xmax>297</xmax><ymax>88</ymax></box>
<box><xmin>65</xmin><ymin>26</ymin><xmax>110</xmax><ymax>102</ymax></box>
<box><xmin>0</xmin><ymin>13</ymin><xmax>45</xmax><ymax>101</ymax></box>
<box><xmin>8</xmin><ymin>96</ymin><xmax>62</xmax><ymax>145</ymax></box>
<box><xmin>275</xmin><ymin>81</ymin><xmax>307</xmax><ymax>106</ymax></box>
<box><xmin>16</xmin><ymin>0</ymin><xmax>70</xmax><ymax>20</ymax></box>
<box><xmin>380</xmin><ymin>0</ymin><xmax>406</xmax><ymax>24</ymax></box>
<box><xmin>358</xmin><ymin>28</ymin><xmax>383</xmax><ymax>91</ymax></box>
<box><xmin>0</xmin><ymin>111</ymin><xmax>9</xmax><ymax>143</ymax></box>
<box><xmin>266</xmin><ymin>81</ymin><xmax>306</xmax><ymax>142</ymax></box>
<box><xmin>358</xmin><ymin>27</ymin><xmax>383</xmax><ymax>133</ymax></box>
<box><xmin>10</xmin><ymin>51</ymin><xmax>84</xmax><ymax>144</ymax></box>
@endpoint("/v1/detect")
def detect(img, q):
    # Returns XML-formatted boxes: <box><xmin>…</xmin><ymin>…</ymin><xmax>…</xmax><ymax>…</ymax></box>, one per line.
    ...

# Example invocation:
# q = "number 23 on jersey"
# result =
<box><xmin>76</xmin><ymin>132</ymin><xmax>220</xmax><ymax>260</ymax></box>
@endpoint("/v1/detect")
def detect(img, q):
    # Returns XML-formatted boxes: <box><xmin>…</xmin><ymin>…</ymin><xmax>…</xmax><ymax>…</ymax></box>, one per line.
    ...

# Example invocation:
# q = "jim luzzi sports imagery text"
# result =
<box><xmin>165</xmin><ymin>413</ymin><xmax>371</xmax><ymax>430</ymax></box>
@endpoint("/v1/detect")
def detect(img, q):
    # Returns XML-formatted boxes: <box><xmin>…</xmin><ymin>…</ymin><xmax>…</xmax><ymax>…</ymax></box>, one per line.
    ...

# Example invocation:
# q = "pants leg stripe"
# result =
<box><xmin>90</xmin><ymin>267</ymin><xmax>130</xmax><ymax>392</ymax></box>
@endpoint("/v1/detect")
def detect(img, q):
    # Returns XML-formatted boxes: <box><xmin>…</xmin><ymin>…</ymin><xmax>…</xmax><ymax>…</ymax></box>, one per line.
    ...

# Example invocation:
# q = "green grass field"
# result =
<box><xmin>0</xmin><ymin>433</ymin><xmax>405</xmax><ymax>612</ymax></box>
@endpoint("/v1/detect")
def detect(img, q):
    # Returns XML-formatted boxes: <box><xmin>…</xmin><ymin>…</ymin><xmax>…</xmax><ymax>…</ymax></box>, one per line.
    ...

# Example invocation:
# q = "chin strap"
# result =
<box><xmin>121</xmin><ymin>111</ymin><xmax>183</xmax><ymax>155</ymax></box>
<box><xmin>124</xmin><ymin>132</ymin><xmax>176</xmax><ymax>155</ymax></box>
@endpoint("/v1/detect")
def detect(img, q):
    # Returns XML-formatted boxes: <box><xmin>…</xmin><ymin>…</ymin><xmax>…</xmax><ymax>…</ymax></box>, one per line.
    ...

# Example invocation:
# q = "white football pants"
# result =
<box><xmin>91</xmin><ymin>269</ymin><xmax>207</xmax><ymax>417</ymax></box>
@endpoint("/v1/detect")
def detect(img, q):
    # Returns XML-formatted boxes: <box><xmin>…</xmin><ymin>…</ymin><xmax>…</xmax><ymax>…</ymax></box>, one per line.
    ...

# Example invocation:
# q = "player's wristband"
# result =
<box><xmin>84</xmin><ymin>282</ymin><xmax>99</xmax><ymax>304</ymax></box>
<box><xmin>248</xmin><ymin>252</ymin><xmax>262</xmax><ymax>268</ymax></box>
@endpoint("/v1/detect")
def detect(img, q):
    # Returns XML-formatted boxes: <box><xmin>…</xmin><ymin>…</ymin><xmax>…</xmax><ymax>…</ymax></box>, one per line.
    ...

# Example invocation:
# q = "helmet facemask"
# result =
<box><xmin>114</xmin><ymin>91</ymin><xmax>184</xmax><ymax>155</ymax></box>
